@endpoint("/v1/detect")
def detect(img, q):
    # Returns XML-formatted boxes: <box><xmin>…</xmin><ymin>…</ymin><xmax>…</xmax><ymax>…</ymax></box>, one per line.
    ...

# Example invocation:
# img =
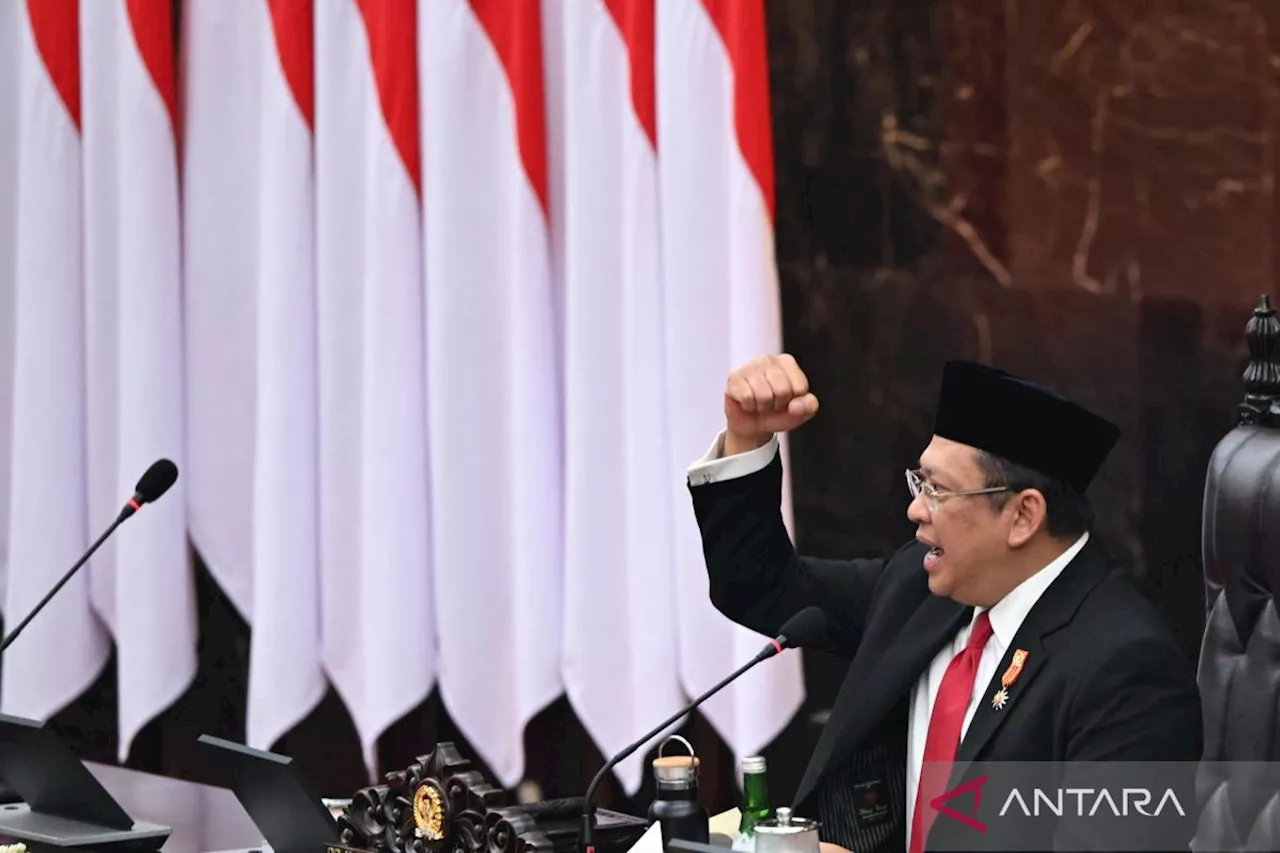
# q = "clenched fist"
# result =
<box><xmin>723</xmin><ymin>354</ymin><xmax>819</xmax><ymax>454</ymax></box>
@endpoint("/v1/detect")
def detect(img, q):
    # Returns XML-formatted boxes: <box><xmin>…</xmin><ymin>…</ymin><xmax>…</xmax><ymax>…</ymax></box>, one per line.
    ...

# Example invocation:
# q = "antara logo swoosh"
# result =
<box><xmin>931</xmin><ymin>773</ymin><xmax>989</xmax><ymax>833</ymax></box>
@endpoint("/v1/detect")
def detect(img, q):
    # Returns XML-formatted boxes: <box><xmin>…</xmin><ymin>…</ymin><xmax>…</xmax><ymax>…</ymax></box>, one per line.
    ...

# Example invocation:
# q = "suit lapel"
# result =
<box><xmin>954</xmin><ymin>634</ymin><xmax>1045</xmax><ymax>764</ymax></box>
<box><xmin>795</xmin><ymin>587</ymin><xmax>970</xmax><ymax>805</ymax></box>
<box><xmin>861</xmin><ymin>595</ymin><xmax>971</xmax><ymax>730</ymax></box>
<box><xmin>955</xmin><ymin>538</ymin><xmax>1112</xmax><ymax>765</ymax></box>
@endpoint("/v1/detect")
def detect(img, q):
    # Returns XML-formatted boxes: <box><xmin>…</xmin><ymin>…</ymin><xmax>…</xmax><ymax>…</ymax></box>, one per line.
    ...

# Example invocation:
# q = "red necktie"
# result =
<box><xmin>909</xmin><ymin>610</ymin><xmax>993</xmax><ymax>853</ymax></box>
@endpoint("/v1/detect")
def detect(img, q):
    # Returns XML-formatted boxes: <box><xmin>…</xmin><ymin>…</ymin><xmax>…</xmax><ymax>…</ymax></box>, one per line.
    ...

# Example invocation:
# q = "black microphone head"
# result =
<box><xmin>777</xmin><ymin>607</ymin><xmax>828</xmax><ymax>649</ymax></box>
<box><xmin>135</xmin><ymin>458</ymin><xmax>179</xmax><ymax>504</ymax></box>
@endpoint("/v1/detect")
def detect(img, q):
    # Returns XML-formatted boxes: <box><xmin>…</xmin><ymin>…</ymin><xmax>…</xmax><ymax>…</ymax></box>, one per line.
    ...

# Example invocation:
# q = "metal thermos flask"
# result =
<box><xmin>647</xmin><ymin>735</ymin><xmax>710</xmax><ymax>847</ymax></box>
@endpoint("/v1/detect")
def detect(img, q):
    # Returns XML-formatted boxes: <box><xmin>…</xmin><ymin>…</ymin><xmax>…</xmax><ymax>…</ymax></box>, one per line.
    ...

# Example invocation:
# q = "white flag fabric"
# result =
<box><xmin>181</xmin><ymin>0</ymin><xmax>259</xmax><ymax>620</ymax></box>
<box><xmin>0</xmin><ymin>0</ymin><xmax>20</xmax><ymax>610</ymax></box>
<box><xmin>656</xmin><ymin>0</ymin><xmax>805</xmax><ymax>764</ymax></box>
<box><xmin>79</xmin><ymin>0</ymin><xmax>197</xmax><ymax>762</ymax></box>
<box><xmin>422</xmin><ymin>0</ymin><xmax>564</xmax><ymax>788</ymax></box>
<box><xmin>3</xmin><ymin>0</ymin><xmax>112</xmax><ymax>722</ymax></box>
<box><xmin>316</xmin><ymin>0</ymin><xmax>434</xmax><ymax>777</ymax></box>
<box><xmin>547</xmin><ymin>0</ymin><xmax>685</xmax><ymax>795</ymax></box>
<box><xmin>180</xmin><ymin>0</ymin><xmax>328</xmax><ymax>753</ymax></box>
<box><xmin>246</xmin><ymin>0</ymin><xmax>327</xmax><ymax>756</ymax></box>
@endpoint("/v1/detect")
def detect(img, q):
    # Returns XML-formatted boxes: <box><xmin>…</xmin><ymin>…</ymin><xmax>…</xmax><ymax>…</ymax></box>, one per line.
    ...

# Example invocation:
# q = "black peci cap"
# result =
<box><xmin>932</xmin><ymin>360</ymin><xmax>1120</xmax><ymax>494</ymax></box>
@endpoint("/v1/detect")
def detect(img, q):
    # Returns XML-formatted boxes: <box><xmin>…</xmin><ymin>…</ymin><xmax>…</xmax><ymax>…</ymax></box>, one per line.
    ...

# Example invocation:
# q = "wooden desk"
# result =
<box><xmin>83</xmin><ymin>763</ymin><xmax>264</xmax><ymax>853</ymax></box>
<box><xmin>32</xmin><ymin>743</ymin><xmax>649</xmax><ymax>853</ymax></box>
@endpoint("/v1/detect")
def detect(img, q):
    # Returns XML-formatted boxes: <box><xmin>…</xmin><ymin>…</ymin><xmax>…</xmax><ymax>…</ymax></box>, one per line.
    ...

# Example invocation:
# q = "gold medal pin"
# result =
<box><xmin>992</xmin><ymin>648</ymin><xmax>1029</xmax><ymax>709</ymax></box>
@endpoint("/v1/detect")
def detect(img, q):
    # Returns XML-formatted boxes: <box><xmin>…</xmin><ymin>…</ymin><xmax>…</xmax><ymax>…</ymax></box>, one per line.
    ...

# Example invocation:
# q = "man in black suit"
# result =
<box><xmin>686</xmin><ymin>355</ymin><xmax>1203</xmax><ymax>853</ymax></box>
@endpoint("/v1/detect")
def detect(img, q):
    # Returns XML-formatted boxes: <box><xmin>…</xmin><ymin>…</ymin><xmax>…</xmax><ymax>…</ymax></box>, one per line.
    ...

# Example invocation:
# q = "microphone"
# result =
<box><xmin>579</xmin><ymin>606</ymin><xmax>828</xmax><ymax>853</ymax></box>
<box><xmin>116</xmin><ymin>458</ymin><xmax>179</xmax><ymax>522</ymax></box>
<box><xmin>0</xmin><ymin>459</ymin><xmax>179</xmax><ymax>654</ymax></box>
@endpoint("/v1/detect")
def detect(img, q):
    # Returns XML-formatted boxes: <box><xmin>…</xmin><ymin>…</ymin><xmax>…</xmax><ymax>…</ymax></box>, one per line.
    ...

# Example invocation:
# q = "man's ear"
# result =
<box><xmin>1006</xmin><ymin>489</ymin><xmax>1047</xmax><ymax>548</ymax></box>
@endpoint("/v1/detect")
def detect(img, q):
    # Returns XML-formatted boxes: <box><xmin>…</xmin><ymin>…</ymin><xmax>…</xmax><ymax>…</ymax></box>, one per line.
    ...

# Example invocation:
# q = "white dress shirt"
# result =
<box><xmin>687</xmin><ymin>431</ymin><xmax>1089</xmax><ymax>850</ymax></box>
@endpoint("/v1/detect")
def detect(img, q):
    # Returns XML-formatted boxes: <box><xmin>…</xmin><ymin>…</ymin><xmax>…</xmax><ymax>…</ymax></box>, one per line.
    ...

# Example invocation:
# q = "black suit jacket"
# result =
<box><xmin>690</xmin><ymin>453</ymin><xmax>1204</xmax><ymax>852</ymax></box>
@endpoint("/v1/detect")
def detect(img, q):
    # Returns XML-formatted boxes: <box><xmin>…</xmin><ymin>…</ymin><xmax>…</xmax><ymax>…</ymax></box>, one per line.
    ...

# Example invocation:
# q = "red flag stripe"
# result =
<box><xmin>267</xmin><ymin>0</ymin><xmax>315</xmax><ymax>129</ymax></box>
<box><xmin>467</xmin><ymin>0</ymin><xmax>550</xmax><ymax>216</ymax></box>
<box><xmin>354</xmin><ymin>0</ymin><xmax>421</xmax><ymax>195</ymax></box>
<box><xmin>603</xmin><ymin>0</ymin><xmax>656</xmax><ymax>149</ymax></box>
<box><xmin>25</xmin><ymin>0</ymin><xmax>80</xmax><ymax>131</ymax></box>
<box><xmin>125</xmin><ymin>0</ymin><xmax>178</xmax><ymax>141</ymax></box>
<box><xmin>700</xmin><ymin>0</ymin><xmax>774</xmax><ymax>221</ymax></box>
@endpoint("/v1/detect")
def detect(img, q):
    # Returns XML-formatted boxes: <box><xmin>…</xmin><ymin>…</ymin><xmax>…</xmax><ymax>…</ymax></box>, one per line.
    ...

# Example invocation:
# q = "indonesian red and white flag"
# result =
<box><xmin>316</xmin><ymin>0</ymin><xmax>434</xmax><ymax>776</ymax></box>
<box><xmin>78</xmin><ymin>0</ymin><xmax>197</xmax><ymax>763</ymax></box>
<box><xmin>422</xmin><ymin>0</ymin><xmax>564</xmax><ymax>787</ymax></box>
<box><xmin>2</xmin><ymin>0</ymin><xmax>112</xmax><ymax>723</ymax></box>
<box><xmin>247</xmin><ymin>0</ymin><xmax>326</xmax><ymax>757</ymax></box>
<box><xmin>656</xmin><ymin>0</ymin><xmax>805</xmax><ymax>764</ymax></box>
<box><xmin>180</xmin><ymin>0</ymin><xmax>328</xmax><ymax>753</ymax></box>
<box><xmin>545</xmin><ymin>0</ymin><xmax>685</xmax><ymax>795</ymax></box>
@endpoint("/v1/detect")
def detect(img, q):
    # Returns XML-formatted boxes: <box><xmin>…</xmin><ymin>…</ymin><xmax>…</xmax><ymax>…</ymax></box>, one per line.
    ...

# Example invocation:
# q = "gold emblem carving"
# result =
<box><xmin>413</xmin><ymin>782</ymin><xmax>445</xmax><ymax>841</ymax></box>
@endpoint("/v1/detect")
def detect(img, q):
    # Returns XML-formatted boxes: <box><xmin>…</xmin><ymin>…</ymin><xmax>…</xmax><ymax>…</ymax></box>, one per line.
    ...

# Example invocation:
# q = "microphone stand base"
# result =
<box><xmin>0</xmin><ymin>805</ymin><xmax>171</xmax><ymax>853</ymax></box>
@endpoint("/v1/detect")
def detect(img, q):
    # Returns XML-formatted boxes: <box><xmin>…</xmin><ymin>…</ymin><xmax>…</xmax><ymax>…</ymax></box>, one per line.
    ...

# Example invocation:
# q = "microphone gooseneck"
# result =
<box><xmin>0</xmin><ymin>459</ymin><xmax>180</xmax><ymax>654</ymax></box>
<box><xmin>579</xmin><ymin>607</ymin><xmax>827</xmax><ymax>853</ymax></box>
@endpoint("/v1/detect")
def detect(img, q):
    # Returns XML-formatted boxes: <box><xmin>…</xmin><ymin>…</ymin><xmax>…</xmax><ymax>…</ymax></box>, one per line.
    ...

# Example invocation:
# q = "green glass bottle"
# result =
<box><xmin>733</xmin><ymin>756</ymin><xmax>771</xmax><ymax>852</ymax></box>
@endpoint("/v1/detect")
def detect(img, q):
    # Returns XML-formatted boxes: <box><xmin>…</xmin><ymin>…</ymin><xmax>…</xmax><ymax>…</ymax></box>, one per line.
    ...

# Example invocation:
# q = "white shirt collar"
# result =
<box><xmin>975</xmin><ymin>531</ymin><xmax>1089</xmax><ymax>648</ymax></box>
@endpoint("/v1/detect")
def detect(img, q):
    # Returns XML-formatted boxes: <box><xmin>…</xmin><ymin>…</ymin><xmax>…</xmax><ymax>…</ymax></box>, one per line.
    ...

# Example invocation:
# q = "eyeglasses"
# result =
<box><xmin>905</xmin><ymin>468</ymin><xmax>1011</xmax><ymax>513</ymax></box>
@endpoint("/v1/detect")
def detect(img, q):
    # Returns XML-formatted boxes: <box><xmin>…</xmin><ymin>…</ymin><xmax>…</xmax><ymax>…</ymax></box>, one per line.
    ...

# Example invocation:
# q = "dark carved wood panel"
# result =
<box><xmin>332</xmin><ymin>743</ymin><xmax>645</xmax><ymax>853</ymax></box>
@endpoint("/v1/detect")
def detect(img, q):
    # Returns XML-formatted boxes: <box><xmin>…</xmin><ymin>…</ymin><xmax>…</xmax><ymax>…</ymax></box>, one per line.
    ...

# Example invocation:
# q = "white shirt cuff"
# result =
<box><xmin>686</xmin><ymin>430</ymin><xmax>779</xmax><ymax>486</ymax></box>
